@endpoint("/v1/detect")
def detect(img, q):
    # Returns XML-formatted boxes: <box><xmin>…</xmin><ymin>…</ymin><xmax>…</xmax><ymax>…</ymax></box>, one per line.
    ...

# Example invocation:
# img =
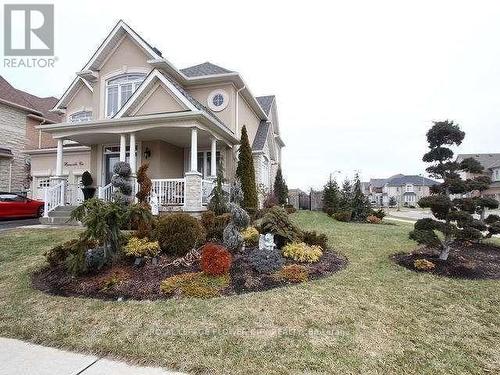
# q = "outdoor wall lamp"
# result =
<box><xmin>144</xmin><ymin>147</ymin><xmax>151</xmax><ymax>159</ymax></box>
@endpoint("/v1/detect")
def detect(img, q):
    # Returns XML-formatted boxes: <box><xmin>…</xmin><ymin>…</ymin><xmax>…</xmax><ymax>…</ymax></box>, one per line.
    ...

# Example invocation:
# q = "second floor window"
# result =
<box><xmin>69</xmin><ymin>110</ymin><xmax>92</xmax><ymax>123</ymax></box>
<box><xmin>106</xmin><ymin>73</ymin><xmax>146</xmax><ymax>117</ymax></box>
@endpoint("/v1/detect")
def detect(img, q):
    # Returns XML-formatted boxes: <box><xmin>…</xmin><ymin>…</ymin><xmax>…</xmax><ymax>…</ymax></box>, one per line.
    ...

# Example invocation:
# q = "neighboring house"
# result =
<box><xmin>363</xmin><ymin>174</ymin><xmax>439</xmax><ymax>207</ymax></box>
<box><xmin>39</xmin><ymin>20</ymin><xmax>284</xmax><ymax>216</ymax></box>
<box><xmin>456</xmin><ymin>153</ymin><xmax>500</xmax><ymax>201</ymax></box>
<box><xmin>0</xmin><ymin>75</ymin><xmax>68</xmax><ymax>194</ymax></box>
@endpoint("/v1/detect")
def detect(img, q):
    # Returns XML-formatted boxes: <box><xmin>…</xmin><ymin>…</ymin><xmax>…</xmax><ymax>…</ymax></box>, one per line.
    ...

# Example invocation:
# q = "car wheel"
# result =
<box><xmin>37</xmin><ymin>206</ymin><xmax>44</xmax><ymax>218</ymax></box>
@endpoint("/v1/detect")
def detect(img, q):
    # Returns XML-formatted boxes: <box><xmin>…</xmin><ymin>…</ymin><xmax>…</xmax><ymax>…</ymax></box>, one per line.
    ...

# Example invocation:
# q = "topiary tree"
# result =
<box><xmin>409</xmin><ymin>120</ymin><xmax>500</xmax><ymax>260</ymax></box>
<box><xmin>135</xmin><ymin>163</ymin><xmax>152</xmax><ymax>205</ymax></box>
<box><xmin>322</xmin><ymin>175</ymin><xmax>340</xmax><ymax>215</ymax></box>
<box><xmin>273</xmin><ymin>166</ymin><xmax>288</xmax><ymax>205</ymax></box>
<box><xmin>111</xmin><ymin>161</ymin><xmax>133</xmax><ymax>204</ymax></box>
<box><xmin>236</xmin><ymin>125</ymin><xmax>258</xmax><ymax>210</ymax></box>
<box><xmin>351</xmin><ymin>173</ymin><xmax>372</xmax><ymax>221</ymax></box>
<box><xmin>80</xmin><ymin>171</ymin><xmax>96</xmax><ymax>200</ymax></box>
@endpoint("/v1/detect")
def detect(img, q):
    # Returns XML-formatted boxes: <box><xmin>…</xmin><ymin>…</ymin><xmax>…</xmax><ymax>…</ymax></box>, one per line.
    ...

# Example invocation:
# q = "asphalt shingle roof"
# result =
<box><xmin>255</xmin><ymin>95</ymin><xmax>275</xmax><ymax>116</ymax></box>
<box><xmin>386</xmin><ymin>175</ymin><xmax>439</xmax><ymax>187</ymax></box>
<box><xmin>180</xmin><ymin>62</ymin><xmax>233</xmax><ymax>77</ymax></box>
<box><xmin>457</xmin><ymin>153</ymin><xmax>500</xmax><ymax>170</ymax></box>
<box><xmin>0</xmin><ymin>75</ymin><xmax>61</xmax><ymax>123</ymax></box>
<box><xmin>252</xmin><ymin>120</ymin><xmax>270</xmax><ymax>151</ymax></box>
<box><xmin>367</xmin><ymin>174</ymin><xmax>438</xmax><ymax>188</ymax></box>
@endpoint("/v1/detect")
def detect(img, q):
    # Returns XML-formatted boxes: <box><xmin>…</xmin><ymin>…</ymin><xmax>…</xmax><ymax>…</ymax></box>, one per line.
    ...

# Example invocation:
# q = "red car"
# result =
<box><xmin>0</xmin><ymin>193</ymin><xmax>44</xmax><ymax>219</ymax></box>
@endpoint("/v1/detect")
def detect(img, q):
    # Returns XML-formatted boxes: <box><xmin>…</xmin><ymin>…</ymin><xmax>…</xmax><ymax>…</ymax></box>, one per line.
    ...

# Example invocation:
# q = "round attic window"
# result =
<box><xmin>207</xmin><ymin>90</ymin><xmax>229</xmax><ymax>112</ymax></box>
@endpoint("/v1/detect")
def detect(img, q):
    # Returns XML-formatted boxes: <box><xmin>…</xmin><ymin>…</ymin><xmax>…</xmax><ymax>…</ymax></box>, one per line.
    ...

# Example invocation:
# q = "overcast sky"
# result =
<box><xmin>2</xmin><ymin>0</ymin><xmax>500</xmax><ymax>190</ymax></box>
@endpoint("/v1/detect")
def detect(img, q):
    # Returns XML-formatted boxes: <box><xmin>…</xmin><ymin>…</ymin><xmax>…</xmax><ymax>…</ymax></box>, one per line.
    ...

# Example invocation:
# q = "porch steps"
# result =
<box><xmin>39</xmin><ymin>206</ymin><xmax>81</xmax><ymax>226</ymax></box>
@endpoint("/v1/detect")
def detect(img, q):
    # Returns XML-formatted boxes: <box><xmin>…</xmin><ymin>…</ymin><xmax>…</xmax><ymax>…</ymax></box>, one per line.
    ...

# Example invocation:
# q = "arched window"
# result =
<box><xmin>106</xmin><ymin>73</ymin><xmax>146</xmax><ymax>117</ymax></box>
<box><xmin>69</xmin><ymin>110</ymin><xmax>92</xmax><ymax>123</ymax></box>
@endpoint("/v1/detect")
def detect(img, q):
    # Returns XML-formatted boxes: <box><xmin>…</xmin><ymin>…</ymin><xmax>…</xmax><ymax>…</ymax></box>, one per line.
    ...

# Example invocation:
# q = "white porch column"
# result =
<box><xmin>119</xmin><ymin>134</ymin><xmax>127</xmax><ymax>162</ymax></box>
<box><xmin>129</xmin><ymin>132</ymin><xmax>136</xmax><ymax>174</ymax></box>
<box><xmin>210</xmin><ymin>137</ymin><xmax>217</xmax><ymax>178</ymax></box>
<box><xmin>56</xmin><ymin>139</ymin><xmax>64</xmax><ymax>176</ymax></box>
<box><xmin>190</xmin><ymin>127</ymin><xmax>198</xmax><ymax>172</ymax></box>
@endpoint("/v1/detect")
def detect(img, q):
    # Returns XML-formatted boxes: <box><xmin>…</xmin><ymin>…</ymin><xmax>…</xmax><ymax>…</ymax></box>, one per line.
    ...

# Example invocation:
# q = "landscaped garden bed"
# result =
<box><xmin>31</xmin><ymin>160</ymin><xmax>346</xmax><ymax>301</ymax></box>
<box><xmin>32</xmin><ymin>246</ymin><xmax>346</xmax><ymax>300</ymax></box>
<box><xmin>392</xmin><ymin>242</ymin><xmax>500</xmax><ymax>280</ymax></box>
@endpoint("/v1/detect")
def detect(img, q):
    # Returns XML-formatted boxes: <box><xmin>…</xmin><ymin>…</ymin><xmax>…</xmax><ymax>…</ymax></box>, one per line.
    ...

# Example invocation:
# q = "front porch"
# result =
<box><xmin>40</xmin><ymin>118</ymin><xmax>236</xmax><ymax>218</ymax></box>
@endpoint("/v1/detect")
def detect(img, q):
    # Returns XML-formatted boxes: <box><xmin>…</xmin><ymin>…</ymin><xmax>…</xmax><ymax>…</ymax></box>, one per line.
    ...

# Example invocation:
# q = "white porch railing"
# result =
<box><xmin>43</xmin><ymin>181</ymin><xmax>65</xmax><ymax>218</ymax></box>
<box><xmin>66</xmin><ymin>183</ymin><xmax>84</xmax><ymax>206</ymax></box>
<box><xmin>202</xmin><ymin>179</ymin><xmax>230</xmax><ymax>205</ymax></box>
<box><xmin>151</xmin><ymin>178</ymin><xmax>185</xmax><ymax>206</ymax></box>
<box><xmin>98</xmin><ymin>183</ymin><xmax>113</xmax><ymax>202</ymax></box>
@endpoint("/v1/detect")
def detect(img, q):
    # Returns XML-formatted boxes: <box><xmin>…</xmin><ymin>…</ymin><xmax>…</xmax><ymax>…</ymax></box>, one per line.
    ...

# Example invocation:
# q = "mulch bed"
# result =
<box><xmin>392</xmin><ymin>242</ymin><xmax>500</xmax><ymax>280</ymax></box>
<box><xmin>32</xmin><ymin>247</ymin><xmax>347</xmax><ymax>301</ymax></box>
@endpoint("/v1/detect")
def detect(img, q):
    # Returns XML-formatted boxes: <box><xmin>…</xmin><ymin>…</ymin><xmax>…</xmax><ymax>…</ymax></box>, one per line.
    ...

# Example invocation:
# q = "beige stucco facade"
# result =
<box><xmin>38</xmin><ymin>20</ymin><xmax>284</xmax><ymax>212</ymax></box>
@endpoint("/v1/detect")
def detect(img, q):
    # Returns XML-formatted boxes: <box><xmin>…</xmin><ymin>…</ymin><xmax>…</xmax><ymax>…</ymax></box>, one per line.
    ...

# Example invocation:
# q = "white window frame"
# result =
<box><xmin>69</xmin><ymin>110</ymin><xmax>92</xmax><ymax>123</ymax></box>
<box><xmin>105</xmin><ymin>73</ymin><xmax>146</xmax><ymax>117</ymax></box>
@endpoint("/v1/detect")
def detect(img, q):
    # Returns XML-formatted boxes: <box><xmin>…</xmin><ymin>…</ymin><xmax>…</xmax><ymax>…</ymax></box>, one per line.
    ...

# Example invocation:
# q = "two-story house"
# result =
<box><xmin>364</xmin><ymin>174</ymin><xmax>438</xmax><ymax>207</ymax></box>
<box><xmin>0</xmin><ymin>75</ymin><xmax>66</xmax><ymax>194</ymax></box>
<box><xmin>456</xmin><ymin>153</ymin><xmax>500</xmax><ymax>201</ymax></box>
<box><xmin>38</xmin><ymin>20</ymin><xmax>284</xmax><ymax>218</ymax></box>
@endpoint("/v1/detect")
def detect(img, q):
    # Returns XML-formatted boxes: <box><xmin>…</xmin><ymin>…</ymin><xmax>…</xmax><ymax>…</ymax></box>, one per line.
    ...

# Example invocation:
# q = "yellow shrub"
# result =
<box><xmin>160</xmin><ymin>272</ymin><xmax>229</xmax><ymax>299</ymax></box>
<box><xmin>124</xmin><ymin>237</ymin><xmax>160</xmax><ymax>258</ymax></box>
<box><xmin>276</xmin><ymin>264</ymin><xmax>309</xmax><ymax>283</ymax></box>
<box><xmin>282</xmin><ymin>242</ymin><xmax>323</xmax><ymax>263</ymax></box>
<box><xmin>241</xmin><ymin>226</ymin><xmax>259</xmax><ymax>246</ymax></box>
<box><xmin>414</xmin><ymin>258</ymin><xmax>436</xmax><ymax>271</ymax></box>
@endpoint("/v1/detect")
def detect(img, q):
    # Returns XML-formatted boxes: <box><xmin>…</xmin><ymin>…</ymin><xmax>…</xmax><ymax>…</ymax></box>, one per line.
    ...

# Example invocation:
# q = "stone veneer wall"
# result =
<box><xmin>0</xmin><ymin>104</ymin><xmax>27</xmax><ymax>192</ymax></box>
<box><xmin>184</xmin><ymin>172</ymin><xmax>203</xmax><ymax>211</ymax></box>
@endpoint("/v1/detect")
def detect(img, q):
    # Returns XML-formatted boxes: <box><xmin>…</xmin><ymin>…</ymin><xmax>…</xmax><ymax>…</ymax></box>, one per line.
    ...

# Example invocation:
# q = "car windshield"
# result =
<box><xmin>0</xmin><ymin>194</ymin><xmax>25</xmax><ymax>202</ymax></box>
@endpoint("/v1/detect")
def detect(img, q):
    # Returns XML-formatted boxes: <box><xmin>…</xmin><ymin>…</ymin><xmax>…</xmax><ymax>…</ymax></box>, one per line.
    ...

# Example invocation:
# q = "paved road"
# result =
<box><xmin>0</xmin><ymin>218</ymin><xmax>40</xmax><ymax>231</ymax></box>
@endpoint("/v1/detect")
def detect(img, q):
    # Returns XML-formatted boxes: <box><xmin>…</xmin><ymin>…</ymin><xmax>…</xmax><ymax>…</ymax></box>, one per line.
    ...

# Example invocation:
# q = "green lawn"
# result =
<box><xmin>0</xmin><ymin>211</ymin><xmax>499</xmax><ymax>374</ymax></box>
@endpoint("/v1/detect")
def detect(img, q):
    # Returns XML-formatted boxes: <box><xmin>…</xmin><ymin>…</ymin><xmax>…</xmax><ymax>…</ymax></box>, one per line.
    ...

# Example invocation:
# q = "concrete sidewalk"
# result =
<box><xmin>0</xmin><ymin>337</ymin><xmax>185</xmax><ymax>375</ymax></box>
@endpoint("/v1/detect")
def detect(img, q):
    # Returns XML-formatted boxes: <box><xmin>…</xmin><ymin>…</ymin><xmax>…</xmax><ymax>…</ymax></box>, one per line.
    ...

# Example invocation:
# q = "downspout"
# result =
<box><xmin>235</xmin><ymin>85</ymin><xmax>245</xmax><ymax>137</ymax></box>
<box><xmin>8</xmin><ymin>160</ymin><xmax>12</xmax><ymax>192</ymax></box>
<box><xmin>233</xmin><ymin>85</ymin><xmax>246</xmax><ymax>176</ymax></box>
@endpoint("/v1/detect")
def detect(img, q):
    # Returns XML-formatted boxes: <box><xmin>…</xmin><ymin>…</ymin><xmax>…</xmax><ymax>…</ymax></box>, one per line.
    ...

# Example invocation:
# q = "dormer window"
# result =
<box><xmin>69</xmin><ymin>110</ymin><xmax>92</xmax><ymax>123</ymax></box>
<box><xmin>106</xmin><ymin>73</ymin><xmax>146</xmax><ymax>117</ymax></box>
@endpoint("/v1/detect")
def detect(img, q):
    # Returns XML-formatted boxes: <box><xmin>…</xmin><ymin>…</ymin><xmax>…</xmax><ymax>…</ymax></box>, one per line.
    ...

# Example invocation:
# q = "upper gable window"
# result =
<box><xmin>69</xmin><ymin>110</ymin><xmax>92</xmax><ymax>123</ymax></box>
<box><xmin>106</xmin><ymin>73</ymin><xmax>146</xmax><ymax>117</ymax></box>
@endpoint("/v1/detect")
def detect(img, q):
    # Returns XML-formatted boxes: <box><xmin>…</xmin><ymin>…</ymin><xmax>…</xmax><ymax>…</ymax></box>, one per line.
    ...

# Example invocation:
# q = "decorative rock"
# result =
<box><xmin>259</xmin><ymin>233</ymin><xmax>276</xmax><ymax>251</ymax></box>
<box><xmin>134</xmin><ymin>257</ymin><xmax>145</xmax><ymax>267</ymax></box>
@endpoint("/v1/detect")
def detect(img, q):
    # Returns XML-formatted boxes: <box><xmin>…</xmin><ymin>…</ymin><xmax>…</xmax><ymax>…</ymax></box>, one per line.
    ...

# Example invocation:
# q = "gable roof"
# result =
<box><xmin>81</xmin><ymin>20</ymin><xmax>163</xmax><ymax>72</ymax></box>
<box><xmin>255</xmin><ymin>95</ymin><xmax>275</xmax><ymax>116</ymax></box>
<box><xmin>52</xmin><ymin>76</ymin><xmax>93</xmax><ymax>113</ymax></box>
<box><xmin>180</xmin><ymin>62</ymin><xmax>233</xmax><ymax>77</ymax></box>
<box><xmin>115</xmin><ymin>69</ymin><xmax>232</xmax><ymax>134</ymax></box>
<box><xmin>0</xmin><ymin>75</ymin><xmax>61</xmax><ymax>123</ymax></box>
<box><xmin>252</xmin><ymin>121</ymin><xmax>270</xmax><ymax>151</ymax></box>
<box><xmin>456</xmin><ymin>153</ymin><xmax>500</xmax><ymax>170</ymax></box>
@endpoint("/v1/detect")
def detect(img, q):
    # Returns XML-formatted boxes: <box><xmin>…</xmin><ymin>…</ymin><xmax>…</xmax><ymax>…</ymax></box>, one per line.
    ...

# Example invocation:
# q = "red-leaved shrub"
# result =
<box><xmin>200</xmin><ymin>243</ymin><xmax>232</xmax><ymax>276</ymax></box>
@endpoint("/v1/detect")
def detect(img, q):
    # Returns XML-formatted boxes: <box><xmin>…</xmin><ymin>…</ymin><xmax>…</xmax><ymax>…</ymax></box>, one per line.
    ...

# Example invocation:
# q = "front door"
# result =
<box><xmin>105</xmin><ymin>154</ymin><xmax>122</xmax><ymax>185</ymax></box>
